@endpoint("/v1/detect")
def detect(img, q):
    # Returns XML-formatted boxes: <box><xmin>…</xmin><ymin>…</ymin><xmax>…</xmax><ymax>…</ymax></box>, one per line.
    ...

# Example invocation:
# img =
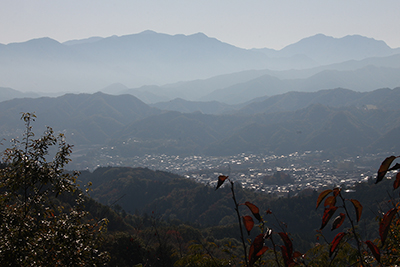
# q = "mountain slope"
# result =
<box><xmin>0</xmin><ymin>87</ymin><xmax>39</xmax><ymax>102</ymax></box>
<box><xmin>255</xmin><ymin>34</ymin><xmax>398</xmax><ymax>65</ymax></box>
<box><xmin>111</xmin><ymin>87</ymin><xmax>400</xmax><ymax>157</ymax></box>
<box><xmin>201</xmin><ymin>66</ymin><xmax>400</xmax><ymax>104</ymax></box>
<box><xmin>1</xmin><ymin>88</ymin><xmax>399</xmax><ymax>160</ymax></box>
<box><xmin>238</xmin><ymin>87</ymin><xmax>400</xmax><ymax>115</ymax></box>
<box><xmin>0</xmin><ymin>92</ymin><xmax>160</xmax><ymax>145</ymax></box>
<box><xmin>149</xmin><ymin>98</ymin><xmax>237</xmax><ymax>114</ymax></box>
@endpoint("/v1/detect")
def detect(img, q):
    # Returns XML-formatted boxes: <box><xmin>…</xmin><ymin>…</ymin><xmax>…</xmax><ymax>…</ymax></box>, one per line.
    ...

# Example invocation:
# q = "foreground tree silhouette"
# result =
<box><xmin>0</xmin><ymin>113</ymin><xmax>109</xmax><ymax>266</ymax></box>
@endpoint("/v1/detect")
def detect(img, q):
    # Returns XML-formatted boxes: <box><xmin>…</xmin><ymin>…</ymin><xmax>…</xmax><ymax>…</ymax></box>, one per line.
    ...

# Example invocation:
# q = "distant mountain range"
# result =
<box><xmin>253</xmin><ymin>34</ymin><xmax>400</xmax><ymax>65</ymax></box>
<box><xmin>0</xmin><ymin>31</ymin><xmax>270</xmax><ymax>93</ymax></box>
<box><xmin>200</xmin><ymin>65</ymin><xmax>400</xmax><ymax>104</ymax></box>
<box><xmin>0</xmin><ymin>87</ymin><xmax>39</xmax><ymax>102</ymax></box>
<box><xmin>118</xmin><ymin>56</ymin><xmax>400</xmax><ymax>104</ymax></box>
<box><xmin>1</xmin><ymin>31</ymin><xmax>399</xmax><ymax>101</ymax></box>
<box><xmin>1</xmin><ymin>87</ymin><xmax>400</xmax><ymax>162</ymax></box>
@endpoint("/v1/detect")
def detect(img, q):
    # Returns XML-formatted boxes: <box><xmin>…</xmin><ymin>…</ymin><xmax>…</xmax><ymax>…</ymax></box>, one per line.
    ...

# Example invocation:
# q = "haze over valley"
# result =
<box><xmin>1</xmin><ymin>31</ymin><xmax>400</xmax><ymax>194</ymax></box>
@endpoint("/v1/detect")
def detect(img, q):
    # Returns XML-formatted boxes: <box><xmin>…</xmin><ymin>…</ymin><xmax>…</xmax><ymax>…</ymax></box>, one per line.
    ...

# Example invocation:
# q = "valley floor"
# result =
<box><xmin>69</xmin><ymin>147</ymin><xmax>383</xmax><ymax>195</ymax></box>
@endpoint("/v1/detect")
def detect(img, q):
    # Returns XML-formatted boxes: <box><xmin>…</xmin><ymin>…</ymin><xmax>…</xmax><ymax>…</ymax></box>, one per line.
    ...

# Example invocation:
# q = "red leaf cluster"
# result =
<box><xmin>279</xmin><ymin>232</ymin><xmax>297</xmax><ymax>266</ymax></box>
<box><xmin>248</xmin><ymin>234</ymin><xmax>269</xmax><ymax>267</ymax></box>
<box><xmin>330</xmin><ymin>232</ymin><xmax>346</xmax><ymax>257</ymax></box>
<box><xmin>379</xmin><ymin>208</ymin><xmax>398</xmax><ymax>245</ymax></box>
<box><xmin>320</xmin><ymin>206</ymin><xmax>338</xmax><ymax>230</ymax></box>
<box><xmin>316</xmin><ymin>189</ymin><xmax>332</xmax><ymax>209</ymax></box>
<box><xmin>365</xmin><ymin>240</ymin><xmax>380</xmax><ymax>263</ymax></box>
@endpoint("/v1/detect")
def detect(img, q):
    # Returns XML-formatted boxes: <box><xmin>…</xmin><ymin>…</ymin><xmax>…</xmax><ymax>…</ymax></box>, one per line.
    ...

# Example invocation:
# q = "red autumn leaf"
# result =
<box><xmin>279</xmin><ymin>232</ymin><xmax>293</xmax><ymax>257</ymax></box>
<box><xmin>320</xmin><ymin>206</ymin><xmax>338</xmax><ymax>230</ymax></box>
<box><xmin>249</xmin><ymin>246</ymin><xmax>268</xmax><ymax>267</ymax></box>
<box><xmin>379</xmin><ymin>208</ymin><xmax>398</xmax><ymax>245</ymax></box>
<box><xmin>333</xmin><ymin>187</ymin><xmax>341</xmax><ymax>197</ymax></box>
<box><xmin>324</xmin><ymin>196</ymin><xmax>336</xmax><ymax>207</ymax></box>
<box><xmin>389</xmin><ymin>163</ymin><xmax>400</xmax><ymax>171</ymax></box>
<box><xmin>350</xmin><ymin>199</ymin><xmax>363</xmax><ymax>222</ymax></box>
<box><xmin>280</xmin><ymin>245</ymin><xmax>294</xmax><ymax>267</ymax></box>
<box><xmin>393</xmin><ymin>172</ymin><xmax>400</xmax><ymax>190</ymax></box>
<box><xmin>242</xmin><ymin>216</ymin><xmax>254</xmax><ymax>235</ymax></box>
<box><xmin>316</xmin><ymin>189</ymin><xmax>332</xmax><ymax>209</ymax></box>
<box><xmin>331</xmin><ymin>213</ymin><xmax>345</xmax><ymax>231</ymax></box>
<box><xmin>330</xmin><ymin>232</ymin><xmax>346</xmax><ymax>257</ymax></box>
<box><xmin>365</xmin><ymin>240</ymin><xmax>380</xmax><ymax>263</ymax></box>
<box><xmin>256</xmin><ymin>246</ymin><xmax>269</xmax><ymax>257</ymax></box>
<box><xmin>215</xmin><ymin>175</ymin><xmax>228</xmax><ymax>190</ymax></box>
<box><xmin>248</xmin><ymin>234</ymin><xmax>265</xmax><ymax>266</ymax></box>
<box><xmin>245</xmin><ymin>201</ymin><xmax>262</xmax><ymax>221</ymax></box>
<box><xmin>376</xmin><ymin>156</ymin><xmax>397</xmax><ymax>184</ymax></box>
<box><xmin>293</xmin><ymin>251</ymin><xmax>303</xmax><ymax>258</ymax></box>
<box><xmin>266</xmin><ymin>209</ymin><xmax>272</xmax><ymax>215</ymax></box>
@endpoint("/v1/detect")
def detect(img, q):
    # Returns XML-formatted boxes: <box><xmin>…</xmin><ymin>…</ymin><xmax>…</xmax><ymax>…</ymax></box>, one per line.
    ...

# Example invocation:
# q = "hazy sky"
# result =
<box><xmin>1</xmin><ymin>0</ymin><xmax>400</xmax><ymax>49</ymax></box>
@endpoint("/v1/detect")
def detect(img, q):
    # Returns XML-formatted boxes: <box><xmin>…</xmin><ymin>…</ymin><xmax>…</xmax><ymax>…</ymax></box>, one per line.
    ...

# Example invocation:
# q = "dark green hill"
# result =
<box><xmin>238</xmin><ymin>85</ymin><xmax>400</xmax><ymax>115</ymax></box>
<box><xmin>149</xmin><ymin>98</ymin><xmax>236</xmax><ymax>114</ymax></box>
<box><xmin>77</xmin><ymin>166</ymin><xmax>396</xmax><ymax>252</ymax></box>
<box><xmin>115</xmin><ymin>103</ymin><xmax>385</xmax><ymax>157</ymax></box>
<box><xmin>0</xmin><ymin>92</ymin><xmax>160</xmax><ymax>145</ymax></box>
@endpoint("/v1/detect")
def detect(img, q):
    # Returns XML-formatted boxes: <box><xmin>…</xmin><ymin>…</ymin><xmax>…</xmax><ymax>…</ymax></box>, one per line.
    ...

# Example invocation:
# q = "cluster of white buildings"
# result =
<box><xmin>71</xmin><ymin>147</ymin><xmax>385</xmax><ymax>196</ymax></box>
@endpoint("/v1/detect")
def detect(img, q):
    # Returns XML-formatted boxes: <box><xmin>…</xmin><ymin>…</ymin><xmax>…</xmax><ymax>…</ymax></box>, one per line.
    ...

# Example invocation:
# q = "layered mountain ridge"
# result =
<box><xmin>0</xmin><ymin>88</ymin><xmax>399</xmax><ymax>161</ymax></box>
<box><xmin>1</xmin><ymin>31</ymin><xmax>399</xmax><ymax>99</ymax></box>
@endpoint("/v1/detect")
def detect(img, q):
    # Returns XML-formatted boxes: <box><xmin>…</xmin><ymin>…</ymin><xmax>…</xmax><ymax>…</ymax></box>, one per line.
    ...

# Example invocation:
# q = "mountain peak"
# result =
<box><xmin>139</xmin><ymin>30</ymin><xmax>158</xmax><ymax>35</ymax></box>
<box><xmin>63</xmin><ymin>36</ymin><xmax>104</xmax><ymax>46</ymax></box>
<box><xmin>279</xmin><ymin>33</ymin><xmax>394</xmax><ymax>65</ymax></box>
<box><xmin>21</xmin><ymin>37</ymin><xmax>61</xmax><ymax>46</ymax></box>
<box><xmin>190</xmin><ymin>32</ymin><xmax>208</xmax><ymax>38</ymax></box>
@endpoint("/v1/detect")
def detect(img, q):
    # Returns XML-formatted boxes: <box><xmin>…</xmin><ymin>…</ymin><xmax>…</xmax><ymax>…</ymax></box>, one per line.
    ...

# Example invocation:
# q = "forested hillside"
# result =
<box><xmin>1</xmin><ymin>87</ymin><xmax>400</xmax><ymax>161</ymax></box>
<box><xmin>78</xmin><ymin>166</ymin><xmax>394</xmax><ymax>251</ymax></box>
<box><xmin>0</xmin><ymin>92</ymin><xmax>160</xmax><ymax>144</ymax></box>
